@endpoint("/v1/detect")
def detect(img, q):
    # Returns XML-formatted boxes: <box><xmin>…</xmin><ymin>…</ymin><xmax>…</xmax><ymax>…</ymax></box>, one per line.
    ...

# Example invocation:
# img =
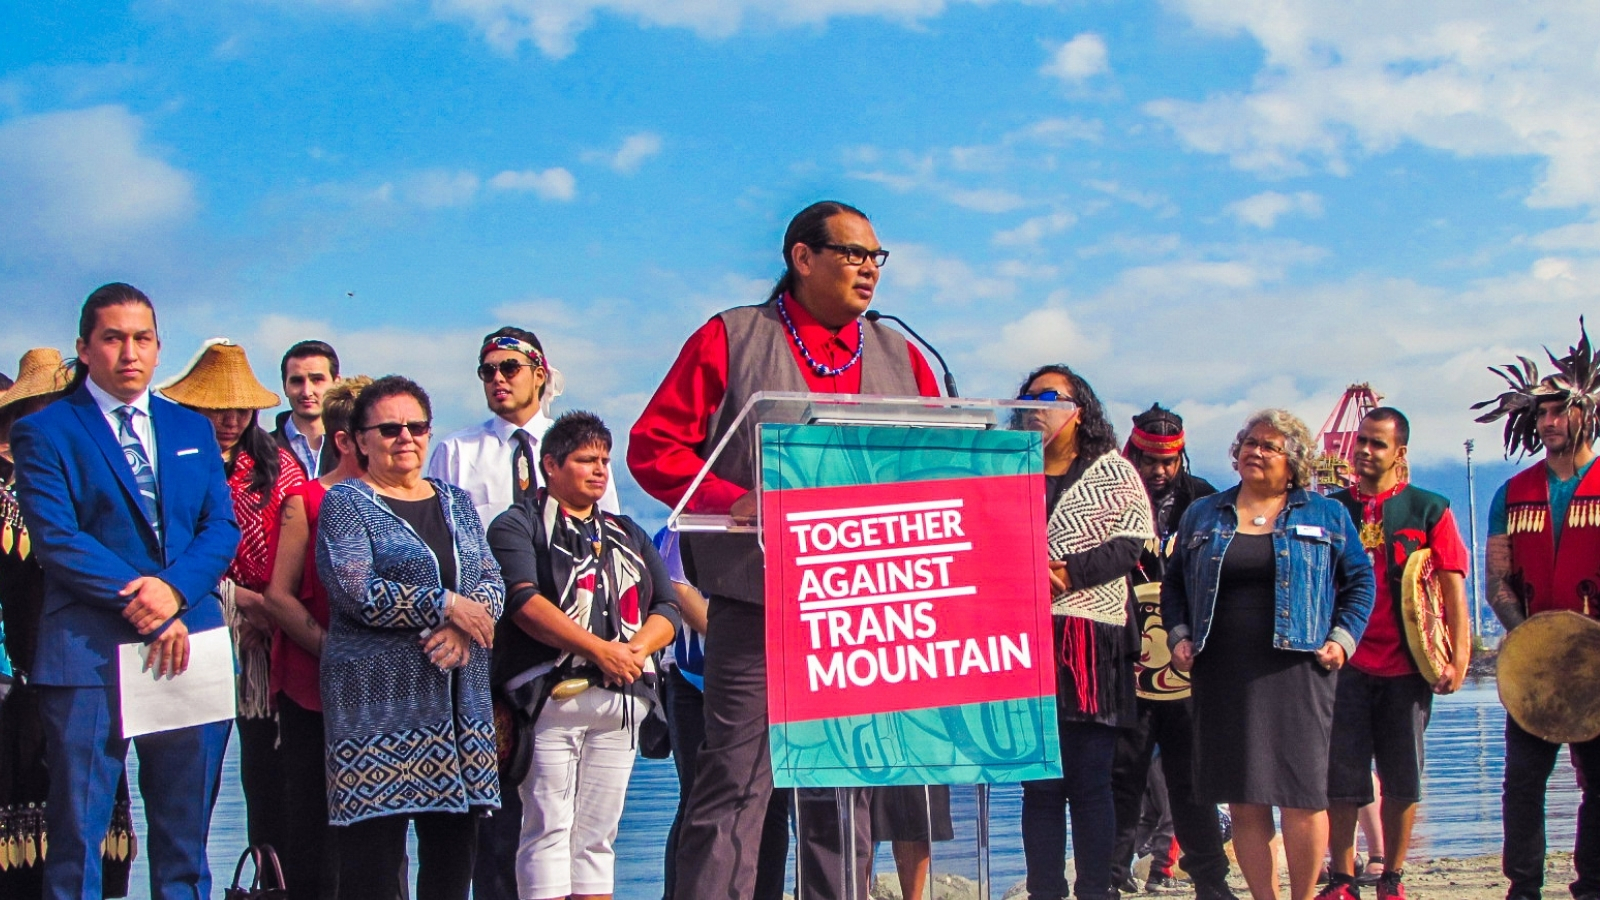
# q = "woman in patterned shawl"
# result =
<box><xmin>316</xmin><ymin>376</ymin><xmax>504</xmax><ymax>900</ymax></box>
<box><xmin>0</xmin><ymin>349</ymin><xmax>136</xmax><ymax>897</ymax></box>
<box><xmin>1015</xmin><ymin>363</ymin><xmax>1153</xmax><ymax>900</ymax></box>
<box><xmin>158</xmin><ymin>338</ymin><xmax>305</xmax><ymax>857</ymax></box>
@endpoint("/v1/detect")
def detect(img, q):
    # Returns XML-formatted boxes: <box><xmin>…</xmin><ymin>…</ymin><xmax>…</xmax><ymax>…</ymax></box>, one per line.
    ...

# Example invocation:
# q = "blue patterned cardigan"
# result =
<box><xmin>316</xmin><ymin>478</ymin><xmax>506</xmax><ymax>825</ymax></box>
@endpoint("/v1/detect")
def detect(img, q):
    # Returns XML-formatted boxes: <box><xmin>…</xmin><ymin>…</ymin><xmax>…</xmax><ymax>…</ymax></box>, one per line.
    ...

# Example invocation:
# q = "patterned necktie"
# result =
<box><xmin>511</xmin><ymin>429</ymin><xmax>534</xmax><ymax>503</ymax></box>
<box><xmin>116</xmin><ymin>406</ymin><xmax>162</xmax><ymax>540</ymax></box>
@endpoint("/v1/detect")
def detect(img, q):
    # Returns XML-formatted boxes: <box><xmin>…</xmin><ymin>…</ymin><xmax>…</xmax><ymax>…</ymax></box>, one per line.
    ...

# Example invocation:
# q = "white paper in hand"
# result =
<box><xmin>117</xmin><ymin>626</ymin><xmax>237</xmax><ymax>738</ymax></box>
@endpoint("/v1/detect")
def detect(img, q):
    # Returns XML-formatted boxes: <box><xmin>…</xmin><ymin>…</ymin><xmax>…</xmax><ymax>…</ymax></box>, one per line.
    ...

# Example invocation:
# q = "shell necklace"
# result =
<box><xmin>1239</xmin><ymin>493</ymin><xmax>1287</xmax><ymax>527</ymax></box>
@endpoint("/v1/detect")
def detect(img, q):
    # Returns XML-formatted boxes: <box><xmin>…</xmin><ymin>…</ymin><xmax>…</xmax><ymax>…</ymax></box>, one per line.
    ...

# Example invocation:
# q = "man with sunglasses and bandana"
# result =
<box><xmin>428</xmin><ymin>325</ymin><xmax>620</xmax><ymax>900</ymax></box>
<box><xmin>629</xmin><ymin>201</ymin><xmax>941</xmax><ymax>900</ymax></box>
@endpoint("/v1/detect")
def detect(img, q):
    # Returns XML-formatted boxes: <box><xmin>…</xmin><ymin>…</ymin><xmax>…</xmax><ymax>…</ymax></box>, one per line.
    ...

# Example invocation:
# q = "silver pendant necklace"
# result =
<box><xmin>1251</xmin><ymin>514</ymin><xmax>1268</xmax><ymax>526</ymax></box>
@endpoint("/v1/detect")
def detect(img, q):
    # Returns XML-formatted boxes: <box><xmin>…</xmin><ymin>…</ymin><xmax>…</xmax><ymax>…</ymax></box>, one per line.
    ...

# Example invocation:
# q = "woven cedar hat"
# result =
<box><xmin>0</xmin><ymin>348</ymin><xmax>73</xmax><ymax>414</ymax></box>
<box><xmin>157</xmin><ymin>339</ymin><xmax>280</xmax><ymax>410</ymax></box>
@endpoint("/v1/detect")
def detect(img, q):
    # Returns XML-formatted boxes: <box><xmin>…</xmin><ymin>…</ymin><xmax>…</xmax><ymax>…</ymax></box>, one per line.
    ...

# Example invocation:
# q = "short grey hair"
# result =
<box><xmin>1231</xmin><ymin>408</ymin><xmax>1319</xmax><ymax>488</ymax></box>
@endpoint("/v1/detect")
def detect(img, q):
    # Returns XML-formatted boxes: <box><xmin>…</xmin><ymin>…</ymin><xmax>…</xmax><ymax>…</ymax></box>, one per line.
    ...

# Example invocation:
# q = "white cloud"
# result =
<box><xmin>1077</xmin><ymin>231</ymin><xmax>1183</xmax><ymax>259</ymax></box>
<box><xmin>0</xmin><ymin>105</ymin><xmax>195</xmax><ymax>265</ymax></box>
<box><xmin>1224</xmin><ymin>190</ymin><xmax>1324</xmax><ymax>228</ymax></box>
<box><xmin>993</xmin><ymin>212</ymin><xmax>1078</xmax><ymax>247</ymax></box>
<box><xmin>845</xmin><ymin>121</ymin><xmax>1091</xmax><ymax>213</ymax></box>
<box><xmin>1085</xmin><ymin>179</ymin><xmax>1177</xmax><ymax>216</ymax></box>
<box><xmin>434</xmin><ymin>0</ymin><xmax>1026</xmax><ymax>58</ymax></box>
<box><xmin>1147</xmin><ymin>1</ymin><xmax>1600</xmax><ymax>209</ymax></box>
<box><xmin>1040</xmin><ymin>33</ymin><xmax>1109</xmax><ymax>83</ymax></box>
<box><xmin>953</xmin><ymin>251</ymin><xmax>1600</xmax><ymax>469</ymax></box>
<box><xmin>400</xmin><ymin>169</ymin><xmax>481</xmax><ymax>208</ymax></box>
<box><xmin>1529</xmin><ymin>216</ymin><xmax>1600</xmax><ymax>252</ymax></box>
<box><xmin>850</xmin><ymin>156</ymin><xmax>1028</xmax><ymax>213</ymax></box>
<box><xmin>991</xmin><ymin>302</ymin><xmax>1103</xmax><ymax>364</ymax></box>
<box><xmin>586</xmin><ymin>132</ymin><xmax>661</xmax><ymax>174</ymax></box>
<box><xmin>1011</xmin><ymin>117</ymin><xmax>1104</xmax><ymax>146</ymax></box>
<box><xmin>488</xmin><ymin>167</ymin><xmax>577</xmax><ymax>201</ymax></box>
<box><xmin>875</xmin><ymin>243</ymin><xmax>1025</xmax><ymax>307</ymax></box>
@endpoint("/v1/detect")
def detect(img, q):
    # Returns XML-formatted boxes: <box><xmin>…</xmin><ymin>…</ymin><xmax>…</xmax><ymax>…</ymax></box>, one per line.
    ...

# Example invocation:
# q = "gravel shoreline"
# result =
<box><xmin>861</xmin><ymin>851</ymin><xmax>1574</xmax><ymax>899</ymax></box>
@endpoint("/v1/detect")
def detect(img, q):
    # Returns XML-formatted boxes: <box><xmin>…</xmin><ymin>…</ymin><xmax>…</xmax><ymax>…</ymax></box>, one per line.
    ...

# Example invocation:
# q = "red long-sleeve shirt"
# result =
<box><xmin>628</xmin><ymin>299</ymin><xmax>941</xmax><ymax>513</ymax></box>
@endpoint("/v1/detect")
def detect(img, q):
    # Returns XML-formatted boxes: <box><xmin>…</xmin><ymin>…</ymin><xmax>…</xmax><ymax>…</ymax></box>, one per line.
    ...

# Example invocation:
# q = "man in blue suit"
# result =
<box><xmin>12</xmin><ymin>283</ymin><xmax>240</xmax><ymax>900</ymax></box>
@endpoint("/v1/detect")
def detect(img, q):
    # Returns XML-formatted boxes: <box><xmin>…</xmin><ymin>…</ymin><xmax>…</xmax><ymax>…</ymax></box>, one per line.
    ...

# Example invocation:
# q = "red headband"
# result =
<box><xmin>1129</xmin><ymin>426</ymin><xmax>1185</xmax><ymax>455</ymax></box>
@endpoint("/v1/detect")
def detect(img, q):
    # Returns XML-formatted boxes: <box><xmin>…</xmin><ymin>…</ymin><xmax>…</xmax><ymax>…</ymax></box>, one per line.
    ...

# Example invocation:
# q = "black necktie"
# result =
<box><xmin>511</xmin><ymin>430</ymin><xmax>533</xmax><ymax>502</ymax></box>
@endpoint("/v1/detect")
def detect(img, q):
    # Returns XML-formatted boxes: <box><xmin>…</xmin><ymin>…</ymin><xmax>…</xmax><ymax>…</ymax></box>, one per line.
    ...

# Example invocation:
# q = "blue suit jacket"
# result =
<box><xmin>11</xmin><ymin>384</ymin><xmax>239</xmax><ymax>687</ymax></box>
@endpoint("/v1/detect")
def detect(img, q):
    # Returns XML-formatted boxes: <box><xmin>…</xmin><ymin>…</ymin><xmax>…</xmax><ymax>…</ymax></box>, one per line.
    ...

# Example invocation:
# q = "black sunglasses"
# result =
<box><xmin>1018</xmin><ymin>389</ymin><xmax>1076</xmax><ymax>404</ymax></box>
<box><xmin>477</xmin><ymin>360</ymin><xmax>542</xmax><ymax>383</ymax></box>
<box><xmin>360</xmin><ymin>420</ymin><xmax>432</xmax><ymax>439</ymax></box>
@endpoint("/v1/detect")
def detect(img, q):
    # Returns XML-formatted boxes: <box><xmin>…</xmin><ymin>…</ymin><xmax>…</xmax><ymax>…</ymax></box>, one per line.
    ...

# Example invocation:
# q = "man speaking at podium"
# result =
<box><xmin>630</xmin><ymin>201</ymin><xmax>941</xmax><ymax>899</ymax></box>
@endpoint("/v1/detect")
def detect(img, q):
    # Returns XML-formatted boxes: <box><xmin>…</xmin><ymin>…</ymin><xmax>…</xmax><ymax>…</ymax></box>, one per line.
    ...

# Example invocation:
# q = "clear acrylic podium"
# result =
<box><xmin>668</xmin><ymin>391</ymin><xmax>1068</xmax><ymax>900</ymax></box>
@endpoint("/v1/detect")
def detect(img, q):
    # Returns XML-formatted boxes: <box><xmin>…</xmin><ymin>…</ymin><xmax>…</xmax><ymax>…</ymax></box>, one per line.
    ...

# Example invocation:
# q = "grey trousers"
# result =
<box><xmin>673</xmin><ymin>597</ymin><xmax>872</xmax><ymax>900</ymax></box>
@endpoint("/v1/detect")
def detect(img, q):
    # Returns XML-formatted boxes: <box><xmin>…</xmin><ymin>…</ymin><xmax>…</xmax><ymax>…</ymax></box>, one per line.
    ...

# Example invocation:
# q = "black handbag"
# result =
<box><xmin>224</xmin><ymin>845</ymin><xmax>288</xmax><ymax>900</ymax></box>
<box><xmin>636</xmin><ymin>671</ymin><xmax>672</xmax><ymax>760</ymax></box>
<box><xmin>494</xmin><ymin>670</ymin><xmax>554</xmax><ymax>786</ymax></box>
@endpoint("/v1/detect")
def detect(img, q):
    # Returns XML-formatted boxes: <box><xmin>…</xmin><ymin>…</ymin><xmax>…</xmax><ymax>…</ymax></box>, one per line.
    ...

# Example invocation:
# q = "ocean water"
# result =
<box><xmin>122</xmin><ymin>677</ymin><xmax>1576</xmax><ymax>897</ymax></box>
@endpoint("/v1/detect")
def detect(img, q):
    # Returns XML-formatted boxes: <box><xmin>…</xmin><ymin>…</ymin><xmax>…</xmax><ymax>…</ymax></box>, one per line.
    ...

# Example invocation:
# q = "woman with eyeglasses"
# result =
<box><xmin>1162</xmin><ymin>410</ymin><xmax>1373</xmax><ymax>900</ymax></box>
<box><xmin>1015</xmin><ymin>364</ymin><xmax>1153</xmax><ymax>900</ymax></box>
<box><xmin>316</xmin><ymin>375</ymin><xmax>505</xmax><ymax>900</ymax></box>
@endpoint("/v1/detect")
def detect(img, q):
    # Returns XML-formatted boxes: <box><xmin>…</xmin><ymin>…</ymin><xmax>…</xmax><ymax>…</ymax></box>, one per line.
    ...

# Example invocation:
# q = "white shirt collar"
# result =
<box><xmin>86</xmin><ymin>377</ymin><xmax>152</xmax><ymax>418</ymax></box>
<box><xmin>488</xmin><ymin>410</ymin><xmax>551</xmax><ymax>444</ymax></box>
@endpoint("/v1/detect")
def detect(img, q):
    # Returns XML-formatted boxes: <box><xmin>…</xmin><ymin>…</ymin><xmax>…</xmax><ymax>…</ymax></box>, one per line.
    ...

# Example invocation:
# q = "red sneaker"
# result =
<box><xmin>1376</xmin><ymin>871</ymin><xmax>1406</xmax><ymax>900</ymax></box>
<box><xmin>1316</xmin><ymin>878</ymin><xmax>1361</xmax><ymax>900</ymax></box>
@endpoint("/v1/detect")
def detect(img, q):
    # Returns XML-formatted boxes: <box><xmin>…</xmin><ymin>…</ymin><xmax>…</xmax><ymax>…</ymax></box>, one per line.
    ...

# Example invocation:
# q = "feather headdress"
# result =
<box><xmin>1472</xmin><ymin>318</ymin><xmax>1599</xmax><ymax>458</ymax></box>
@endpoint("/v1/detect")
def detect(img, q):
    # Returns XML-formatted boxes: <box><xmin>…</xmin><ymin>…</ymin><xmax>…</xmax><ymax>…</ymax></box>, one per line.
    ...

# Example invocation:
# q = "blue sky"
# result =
<box><xmin>3</xmin><ymin>0</ymin><xmax>1596</xmax><ymax>525</ymax></box>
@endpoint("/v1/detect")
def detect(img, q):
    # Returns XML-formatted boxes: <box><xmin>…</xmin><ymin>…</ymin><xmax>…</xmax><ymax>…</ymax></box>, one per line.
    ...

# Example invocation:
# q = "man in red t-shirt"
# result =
<box><xmin>1319</xmin><ymin>408</ymin><xmax>1471</xmax><ymax>900</ymax></box>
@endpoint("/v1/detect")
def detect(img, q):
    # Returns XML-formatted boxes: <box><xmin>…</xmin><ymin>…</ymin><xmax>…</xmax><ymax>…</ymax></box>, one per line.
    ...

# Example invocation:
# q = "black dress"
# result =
<box><xmin>0</xmin><ymin>484</ymin><xmax>135</xmax><ymax>898</ymax></box>
<box><xmin>1190</xmin><ymin>532</ymin><xmax>1337</xmax><ymax>809</ymax></box>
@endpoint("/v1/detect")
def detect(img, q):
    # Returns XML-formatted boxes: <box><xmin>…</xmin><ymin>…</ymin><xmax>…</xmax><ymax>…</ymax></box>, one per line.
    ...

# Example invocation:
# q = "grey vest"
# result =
<box><xmin>682</xmin><ymin>301</ymin><xmax>923</xmax><ymax>604</ymax></box>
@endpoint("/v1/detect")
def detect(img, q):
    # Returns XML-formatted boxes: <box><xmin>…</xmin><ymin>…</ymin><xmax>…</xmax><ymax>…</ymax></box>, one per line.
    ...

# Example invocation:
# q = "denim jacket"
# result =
<box><xmin>1160</xmin><ymin>485</ymin><xmax>1374</xmax><ymax>658</ymax></box>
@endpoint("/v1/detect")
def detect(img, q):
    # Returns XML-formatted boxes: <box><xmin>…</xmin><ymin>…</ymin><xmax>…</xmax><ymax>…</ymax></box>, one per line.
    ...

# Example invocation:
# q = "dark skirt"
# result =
<box><xmin>0</xmin><ymin>684</ymin><xmax>137</xmax><ymax>898</ymax></box>
<box><xmin>1190</xmin><ymin>533</ymin><xmax>1337</xmax><ymax>809</ymax></box>
<box><xmin>1</xmin><ymin>513</ymin><xmax>136</xmax><ymax>898</ymax></box>
<box><xmin>1052</xmin><ymin>608</ymin><xmax>1139</xmax><ymax>730</ymax></box>
<box><xmin>870</xmin><ymin>784</ymin><xmax>954</xmax><ymax>842</ymax></box>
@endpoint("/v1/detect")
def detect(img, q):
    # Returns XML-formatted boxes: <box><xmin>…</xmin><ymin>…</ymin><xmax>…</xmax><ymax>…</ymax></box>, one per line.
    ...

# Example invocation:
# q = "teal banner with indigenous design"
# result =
<box><xmin>761</xmin><ymin>423</ymin><xmax>1061</xmax><ymax>788</ymax></box>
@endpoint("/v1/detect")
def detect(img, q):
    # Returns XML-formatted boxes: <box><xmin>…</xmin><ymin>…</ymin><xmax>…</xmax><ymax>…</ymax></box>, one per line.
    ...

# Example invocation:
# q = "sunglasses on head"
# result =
<box><xmin>477</xmin><ymin>359</ymin><xmax>542</xmax><ymax>383</ymax></box>
<box><xmin>1018</xmin><ymin>389</ymin><xmax>1075</xmax><ymax>404</ymax></box>
<box><xmin>360</xmin><ymin>420</ymin><xmax>432</xmax><ymax>439</ymax></box>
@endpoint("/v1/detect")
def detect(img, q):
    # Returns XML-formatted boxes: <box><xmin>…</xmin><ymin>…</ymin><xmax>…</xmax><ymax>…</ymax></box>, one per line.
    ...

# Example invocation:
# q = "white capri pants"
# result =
<box><xmin>516</xmin><ymin>684</ymin><xmax>646</xmax><ymax>899</ymax></box>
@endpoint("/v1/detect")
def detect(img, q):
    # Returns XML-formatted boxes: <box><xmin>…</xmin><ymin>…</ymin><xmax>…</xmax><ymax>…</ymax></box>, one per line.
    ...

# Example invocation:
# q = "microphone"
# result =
<box><xmin>864</xmin><ymin>310</ymin><xmax>959</xmax><ymax>398</ymax></box>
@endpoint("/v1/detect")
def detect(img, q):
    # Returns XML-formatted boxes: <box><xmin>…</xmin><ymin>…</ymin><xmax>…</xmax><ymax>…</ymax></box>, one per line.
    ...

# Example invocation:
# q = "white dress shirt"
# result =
<box><xmin>427</xmin><ymin>412</ymin><xmax>621</xmax><ymax>534</ymax></box>
<box><xmin>283</xmin><ymin>415</ymin><xmax>323</xmax><ymax>478</ymax></box>
<box><xmin>86</xmin><ymin>377</ymin><xmax>158</xmax><ymax>478</ymax></box>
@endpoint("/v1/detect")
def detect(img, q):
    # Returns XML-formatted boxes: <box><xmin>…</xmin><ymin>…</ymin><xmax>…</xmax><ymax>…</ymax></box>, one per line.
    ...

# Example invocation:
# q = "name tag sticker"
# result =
<box><xmin>176</xmin><ymin>448</ymin><xmax>200</xmax><ymax>456</ymax></box>
<box><xmin>1294</xmin><ymin>525</ymin><xmax>1326</xmax><ymax>538</ymax></box>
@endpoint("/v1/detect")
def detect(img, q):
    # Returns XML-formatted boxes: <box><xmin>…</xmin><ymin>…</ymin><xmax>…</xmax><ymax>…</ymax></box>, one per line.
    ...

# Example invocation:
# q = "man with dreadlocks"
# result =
<box><xmin>1475</xmin><ymin>319</ymin><xmax>1600</xmax><ymax>900</ymax></box>
<box><xmin>1109</xmin><ymin>404</ymin><xmax>1238</xmax><ymax>900</ymax></box>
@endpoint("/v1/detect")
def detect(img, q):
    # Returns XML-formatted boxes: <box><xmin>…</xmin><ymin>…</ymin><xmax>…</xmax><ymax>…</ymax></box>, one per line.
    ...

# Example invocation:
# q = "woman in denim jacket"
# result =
<box><xmin>1161</xmin><ymin>409</ymin><xmax>1374</xmax><ymax>900</ymax></box>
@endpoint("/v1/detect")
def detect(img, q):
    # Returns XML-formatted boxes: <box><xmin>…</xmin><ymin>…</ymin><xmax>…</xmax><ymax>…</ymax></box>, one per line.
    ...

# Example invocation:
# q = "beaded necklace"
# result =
<box><xmin>776</xmin><ymin>294</ymin><xmax>864</xmax><ymax>378</ymax></box>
